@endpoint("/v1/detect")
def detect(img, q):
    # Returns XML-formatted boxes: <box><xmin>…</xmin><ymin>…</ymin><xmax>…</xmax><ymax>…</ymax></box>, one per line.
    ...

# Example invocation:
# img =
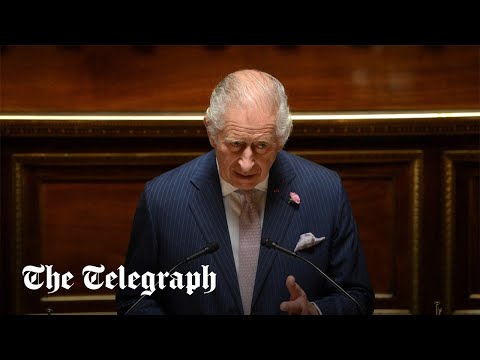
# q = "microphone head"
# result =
<box><xmin>261</xmin><ymin>238</ymin><xmax>274</xmax><ymax>248</ymax></box>
<box><xmin>206</xmin><ymin>242</ymin><xmax>220</xmax><ymax>253</ymax></box>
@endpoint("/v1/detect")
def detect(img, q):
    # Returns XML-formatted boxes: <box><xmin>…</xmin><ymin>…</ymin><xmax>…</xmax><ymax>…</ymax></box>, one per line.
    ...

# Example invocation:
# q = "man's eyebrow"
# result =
<box><xmin>223</xmin><ymin>136</ymin><xmax>244</xmax><ymax>142</ymax></box>
<box><xmin>222</xmin><ymin>133</ymin><xmax>276</xmax><ymax>142</ymax></box>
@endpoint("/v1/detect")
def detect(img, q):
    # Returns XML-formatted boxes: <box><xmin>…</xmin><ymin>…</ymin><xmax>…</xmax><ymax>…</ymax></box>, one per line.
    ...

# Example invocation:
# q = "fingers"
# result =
<box><xmin>280</xmin><ymin>299</ymin><xmax>303</xmax><ymax>314</ymax></box>
<box><xmin>285</xmin><ymin>275</ymin><xmax>304</xmax><ymax>300</ymax></box>
<box><xmin>280</xmin><ymin>275</ymin><xmax>311</xmax><ymax>315</ymax></box>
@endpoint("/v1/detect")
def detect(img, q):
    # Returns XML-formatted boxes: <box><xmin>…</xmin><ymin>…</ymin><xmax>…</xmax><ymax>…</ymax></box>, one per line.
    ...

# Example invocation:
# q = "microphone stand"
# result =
<box><xmin>261</xmin><ymin>238</ymin><xmax>365</xmax><ymax>315</ymax></box>
<box><xmin>292</xmin><ymin>253</ymin><xmax>365</xmax><ymax>315</ymax></box>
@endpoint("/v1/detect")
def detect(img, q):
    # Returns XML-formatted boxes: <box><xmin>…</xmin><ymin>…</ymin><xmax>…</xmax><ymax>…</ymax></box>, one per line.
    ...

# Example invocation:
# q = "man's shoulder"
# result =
<box><xmin>145</xmin><ymin>151</ymin><xmax>213</xmax><ymax>190</ymax></box>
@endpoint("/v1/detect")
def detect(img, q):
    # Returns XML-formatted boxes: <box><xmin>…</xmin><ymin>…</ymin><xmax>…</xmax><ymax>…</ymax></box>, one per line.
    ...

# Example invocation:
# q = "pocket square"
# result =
<box><xmin>294</xmin><ymin>232</ymin><xmax>325</xmax><ymax>252</ymax></box>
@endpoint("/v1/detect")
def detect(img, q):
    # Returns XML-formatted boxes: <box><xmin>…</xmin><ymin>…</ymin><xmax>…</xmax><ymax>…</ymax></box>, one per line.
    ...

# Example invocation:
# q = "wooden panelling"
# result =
<box><xmin>1</xmin><ymin>45</ymin><xmax>479</xmax><ymax>112</ymax></box>
<box><xmin>2</xmin><ymin>116</ymin><xmax>480</xmax><ymax>139</ymax></box>
<box><xmin>1</xmin><ymin>115</ymin><xmax>479</xmax><ymax>314</ymax></box>
<box><xmin>11</xmin><ymin>153</ymin><xmax>202</xmax><ymax>314</ymax></box>
<box><xmin>11</xmin><ymin>150</ymin><xmax>424</xmax><ymax>314</ymax></box>
<box><xmin>442</xmin><ymin>150</ymin><xmax>480</xmax><ymax>315</ymax></box>
<box><xmin>295</xmin><ymin>151</ymin><xmax>423</xmax><ymax>314</ymax></box>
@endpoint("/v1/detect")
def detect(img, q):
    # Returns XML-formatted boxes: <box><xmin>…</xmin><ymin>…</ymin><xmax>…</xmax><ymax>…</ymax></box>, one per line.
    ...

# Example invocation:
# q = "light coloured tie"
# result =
<box><xmin>238</xmin><ymin>189</ymin><xmax>261</xmax><ymax>315</ymax></box>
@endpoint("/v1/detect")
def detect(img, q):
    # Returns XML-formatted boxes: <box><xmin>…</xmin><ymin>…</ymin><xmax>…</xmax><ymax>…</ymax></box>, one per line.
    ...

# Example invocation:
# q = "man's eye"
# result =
<box><xmin>227</xmin><ymin>141</ymin><xmax>243</xmax><ymax>150</ymax></box>
<box><xmin>257</xmin><ymin>143</ymin><xmax>266</xmax><ymax>149</ymax></box>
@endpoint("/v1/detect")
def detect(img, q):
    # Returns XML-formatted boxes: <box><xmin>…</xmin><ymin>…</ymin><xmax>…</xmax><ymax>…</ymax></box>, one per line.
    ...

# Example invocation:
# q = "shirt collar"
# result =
<box><xmin>216</xmin><ymin>158</ymin><xmax>269</xmax><ymax>197</ymax></box>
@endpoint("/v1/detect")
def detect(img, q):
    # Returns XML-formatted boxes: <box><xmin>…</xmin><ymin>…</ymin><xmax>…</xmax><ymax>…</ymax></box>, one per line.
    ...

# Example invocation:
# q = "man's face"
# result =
<box><xmin>207</xmin><ymin>106</ymin><xmax>281</xmax><ymax>190</ymax></box>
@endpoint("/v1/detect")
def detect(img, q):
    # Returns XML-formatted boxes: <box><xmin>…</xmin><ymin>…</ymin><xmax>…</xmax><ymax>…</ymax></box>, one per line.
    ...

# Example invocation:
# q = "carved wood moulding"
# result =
<box><xmin>1</xmin><ymin>112</ymin><xmax>479</xmax><ymax>138</ymax></box>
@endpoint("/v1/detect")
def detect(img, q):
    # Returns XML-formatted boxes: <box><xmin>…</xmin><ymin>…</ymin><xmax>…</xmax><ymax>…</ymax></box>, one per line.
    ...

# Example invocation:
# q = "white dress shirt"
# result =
<box><xmin>216</xmin><ymin>161</ymin><xmax>268</xmax><ymax>274</ymax></box>
<box><xmin>215</xmin><ymin>160</ymin><xmax>321</xmax><ymax>314</ymax></box>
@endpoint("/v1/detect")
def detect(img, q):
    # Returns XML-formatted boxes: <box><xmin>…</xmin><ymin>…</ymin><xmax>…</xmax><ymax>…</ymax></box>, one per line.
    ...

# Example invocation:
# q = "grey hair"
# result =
<box><xmin>205</xmin><ymin>69</ymin><xmax>292</xmax><ymax>147</ymax></box>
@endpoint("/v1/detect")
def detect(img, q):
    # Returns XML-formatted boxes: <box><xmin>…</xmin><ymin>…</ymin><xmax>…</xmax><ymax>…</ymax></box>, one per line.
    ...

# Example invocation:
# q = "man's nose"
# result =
<box><xmin>238</xmin><ymin>147</ymin><xmax>255</xmax><ymax>173</ymax></box>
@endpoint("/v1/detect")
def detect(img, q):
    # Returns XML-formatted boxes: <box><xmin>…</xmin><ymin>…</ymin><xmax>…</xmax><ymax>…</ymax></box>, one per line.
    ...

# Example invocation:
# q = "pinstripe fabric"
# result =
<box><xmin>116</xmin><ymin>150</ymin><xmax>374</xmax><ymax>315</ymax></box>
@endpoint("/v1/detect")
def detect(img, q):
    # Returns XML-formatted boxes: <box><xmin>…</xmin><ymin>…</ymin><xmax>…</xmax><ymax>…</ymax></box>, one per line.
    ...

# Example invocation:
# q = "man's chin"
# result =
<box><xmin>234</xmin><ymin>179</ymin><xmax>258</xmax><ymax>190</ymax></box>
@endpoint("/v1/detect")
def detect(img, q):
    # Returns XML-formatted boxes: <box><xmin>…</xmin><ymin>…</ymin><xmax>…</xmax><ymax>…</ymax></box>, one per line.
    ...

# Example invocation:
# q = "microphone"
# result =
<box><xmin>124</xmin><ymin>242</ymin><xmax>220</xmax><ymax>315</ymax></box>
<box><xmin>260</xmin><ymin>238</ymin><xmax>365</xmax><ymax>315</ymax></box>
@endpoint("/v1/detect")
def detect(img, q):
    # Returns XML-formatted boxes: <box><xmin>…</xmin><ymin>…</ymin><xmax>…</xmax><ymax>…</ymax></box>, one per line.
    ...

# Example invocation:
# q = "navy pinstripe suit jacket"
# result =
<box><xmin>116</xmin><ymin>150</ymin><xmax>374</xmax><ymax>315</ymax></box>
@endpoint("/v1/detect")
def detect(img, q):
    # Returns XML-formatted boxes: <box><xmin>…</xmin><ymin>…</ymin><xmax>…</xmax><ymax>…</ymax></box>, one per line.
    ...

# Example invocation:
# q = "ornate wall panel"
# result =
<box><xmin>442</xmin><ymin>150</ymin><xmax>480</xmax><ymax>315</ymax></box>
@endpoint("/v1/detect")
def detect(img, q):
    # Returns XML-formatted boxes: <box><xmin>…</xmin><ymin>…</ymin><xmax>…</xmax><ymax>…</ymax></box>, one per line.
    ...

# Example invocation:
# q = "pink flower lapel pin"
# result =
<box><xmin>288</xmin><ymin>191</ymin><xmax>300</xmax><ymax>206</ymax></box>
<box><xmin>294</xmin><ymin>232</ymin><xmax>325</xmax><ymax>252</ymax></box>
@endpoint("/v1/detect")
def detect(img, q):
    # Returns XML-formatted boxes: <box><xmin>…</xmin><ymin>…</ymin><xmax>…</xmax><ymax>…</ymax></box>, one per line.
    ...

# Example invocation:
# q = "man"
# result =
<box><xmin>116</xmin><ymin>69</ymin><xmax>374</xmax><ymax>315</ymax></box>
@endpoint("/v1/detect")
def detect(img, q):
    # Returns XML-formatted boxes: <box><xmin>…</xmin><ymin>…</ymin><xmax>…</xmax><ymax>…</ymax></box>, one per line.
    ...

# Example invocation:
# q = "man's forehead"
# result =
<box><xmin>223</xmin><ymin>104</ymin><xmax>276</xmax><ymax>122</ymax></box>
<box><xmin>222</xmin><ymin>126</ymin><xmax>276</xmax><ymax>138</ymax></box>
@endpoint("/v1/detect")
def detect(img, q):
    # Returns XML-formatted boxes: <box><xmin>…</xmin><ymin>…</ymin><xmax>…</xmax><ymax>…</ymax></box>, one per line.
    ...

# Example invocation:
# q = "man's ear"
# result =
<box><xmin>203</xmin><ymin>117</ymin><xmax>216</xmax><ymax>148</ymax></box>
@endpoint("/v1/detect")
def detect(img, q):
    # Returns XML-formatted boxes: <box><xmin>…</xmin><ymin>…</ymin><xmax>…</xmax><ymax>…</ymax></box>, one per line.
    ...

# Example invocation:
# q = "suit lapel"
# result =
<box><xmin>189</xmin><ymin>151</ymin><xmax>243</xmax><ymax>311</ymax></box>
<box><xmin>252</xmin><ymin>151</ymin><xmax>297</xmax><ymax>307</ymax></box>
<box><xmin>189</xmin><ymin>150</ymin><xmax>298</xmax><ymax>313</ymax></box>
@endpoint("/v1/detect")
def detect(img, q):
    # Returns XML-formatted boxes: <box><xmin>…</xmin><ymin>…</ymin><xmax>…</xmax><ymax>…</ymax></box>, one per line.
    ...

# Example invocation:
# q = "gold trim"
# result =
<box><xmin>1</xmin><ymin>111</ymin><xmax>480</xmax><ymax>120</ymax></box>
<box><xmin>443</xmin><ymin>150</ymin><xmax>480</xmax><ymax>315</ymax></box>
<box><xmin>292</xmin><ymin>150</ymin><xmax>423</xmax><ymax>162</ymax></box>
<box><xmin>13</xmin><ymin>152</ymin><xmax>206</xmax><ymax>165</ymax></box>
<box><xmin>373</xmin><ymin>309</ymin><xmax>412</xmax><ymax>315</ymax></box>
<box><xmin>292</xmin><ymin>150</ymin><xmax>423</xmax><ymax>314</ymax></box>
<box><xmin>41</xmin><ymin>295</ymin><xmax>115</xmax><ymax>302</ymax></box>
<box><xmin>452</xmin><ymin>310</ymin><xmax>480</xmax><ymax>315</ymax></box>
<box><xmin>444</xmin><ymin>153</ymin><xmax>454</xmax><ymax>314</ymax></box>
<box><xmin>374</xmin><ymin>293</ymin><xmax>394</xmax><ymax>299</ymax></box>
<box><xmin>1</xmin><ymin>112</ymin><xmax>479</xmax><ymax>138</ymax></box>
<box><xmin>411</xmin><ymin>154</ymin><xmax>422</xmax><ymax>314</ymax></box>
